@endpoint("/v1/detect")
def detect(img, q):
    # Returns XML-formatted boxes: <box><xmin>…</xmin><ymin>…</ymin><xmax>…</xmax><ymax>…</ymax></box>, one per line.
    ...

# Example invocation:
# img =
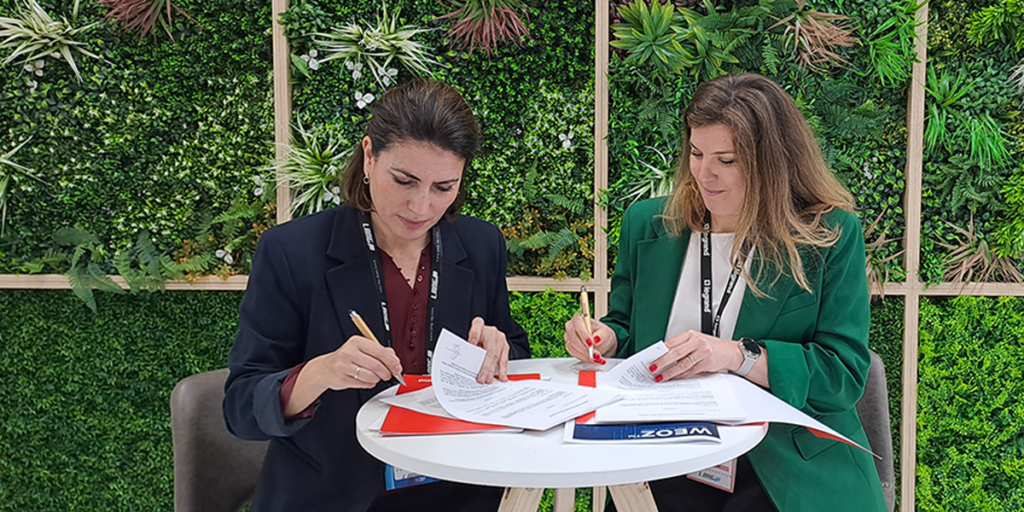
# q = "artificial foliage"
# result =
<box><xmin>921</xmin><ymin>0</ymin><xmax>1024</xmax><ymax>283</ymax></box>
<box><xmin>917</xmin><ymin>296</ymin><xmax>1024</xmax><ymax>511</ymax></box>
<box><xmin>0</xmin><ymin>0</ymin><xmax>274</xmax><ymax>280</ymax></box>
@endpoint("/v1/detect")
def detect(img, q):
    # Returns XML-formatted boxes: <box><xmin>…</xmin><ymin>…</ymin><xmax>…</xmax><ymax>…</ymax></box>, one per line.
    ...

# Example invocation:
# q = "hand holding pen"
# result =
<box><xmin>562</xmin><ymin>286</ymin><xmax>615</xmax><ymax>365</ymax></box>
<box><xmin>349</xmin><ymin>310</ymin><xmax>408</xmax><ymax>386</ymax></box>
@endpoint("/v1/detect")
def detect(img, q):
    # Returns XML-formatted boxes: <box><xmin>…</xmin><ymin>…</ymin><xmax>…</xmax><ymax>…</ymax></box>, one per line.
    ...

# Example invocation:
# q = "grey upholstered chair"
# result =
<box><xmin>855</xmin><ymin>351</ymin><xmax>896</xmax><ymax>512</ymax></box>
<box><xmin>171</xmin><ymin>369</ymin><xmax>268</xmax><ymax>512</ymax></box>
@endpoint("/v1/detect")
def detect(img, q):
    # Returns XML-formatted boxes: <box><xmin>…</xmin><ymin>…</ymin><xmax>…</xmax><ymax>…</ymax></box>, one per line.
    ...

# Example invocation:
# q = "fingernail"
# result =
<box><xmin>655</xmin><ymin>374</ymin><xmax>663</xmax><ymax>382</ymax></box>
<box><xmin>649</xmin><ymin>364</ymin><xmax>657</xmax><ymax>372</ymax></box>
<box><xmin>594</xmin><ymin>335</ymin><xmax>601</xmax><ymax>343</ymax></box>
<box><xmin>586</xmin><ymin>338</ymin><xmax>593</xmax><ymax>347</ymax></box>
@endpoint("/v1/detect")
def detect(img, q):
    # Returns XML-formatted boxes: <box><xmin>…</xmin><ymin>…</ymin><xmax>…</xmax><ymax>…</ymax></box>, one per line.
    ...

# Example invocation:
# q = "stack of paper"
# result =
<box><xmin>380</xmin><ymin>329</ymin><xmax>621</xmax><ymax>433</ymax></box>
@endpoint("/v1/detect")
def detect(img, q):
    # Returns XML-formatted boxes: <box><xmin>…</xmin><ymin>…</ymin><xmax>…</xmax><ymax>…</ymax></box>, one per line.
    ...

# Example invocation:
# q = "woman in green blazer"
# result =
<box><xmin>565</xmin><ymin>74</ymin><xmax>887</xmax><ymax>512</ymax></box>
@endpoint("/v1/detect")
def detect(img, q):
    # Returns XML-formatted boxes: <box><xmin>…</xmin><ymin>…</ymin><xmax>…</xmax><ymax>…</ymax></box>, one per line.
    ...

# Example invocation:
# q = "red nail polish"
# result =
<box><xmin>649</xmin><ymin>364</ymin><xmax>657</xmax><ymax>372</ymax></box>
<box><xmin>594</xmin><ymin>335</ymin><xmax>601</xmax><ymax>343</ymax></box>
<box><xmin>586</xmin><ymin>338</ymin><xmax>593</xmax><ymax>347</ymax></box>
<box><xmin>655</xmin><ymin>374</ymin><xmax>663</xmax><ymax>382</ymax></box>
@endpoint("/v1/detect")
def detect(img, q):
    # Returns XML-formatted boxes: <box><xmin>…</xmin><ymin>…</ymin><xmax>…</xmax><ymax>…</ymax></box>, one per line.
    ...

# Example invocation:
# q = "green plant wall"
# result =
<box><xmin>0</xmin><ymin>0</ymin><xmax>275</xmax><ymax>277</ymax></box>
<box><xmin>921</xmin><ymin>0</ymin><xmax>1024</xmax><ymax>283</ymax></box>
<box><xmin>917</xmin><ymin>296</ymin><xmax>1024</xmax><ymax>511</ymax></box>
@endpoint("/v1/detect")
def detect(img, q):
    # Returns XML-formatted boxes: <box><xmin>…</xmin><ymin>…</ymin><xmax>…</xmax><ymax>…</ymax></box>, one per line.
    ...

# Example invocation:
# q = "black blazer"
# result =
<box><xmin>223</xmin><ymin>205</ymin><xmax>530</xmax><ymax>512</ymax></box>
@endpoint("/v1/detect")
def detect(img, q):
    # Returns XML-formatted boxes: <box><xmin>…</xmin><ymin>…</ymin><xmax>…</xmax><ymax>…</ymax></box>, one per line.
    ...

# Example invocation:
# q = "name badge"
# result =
<box><xmin>686</xmin><ymin>457</ymin><xmax>736</xmax><ymax>493</ymax></box>
<box><xmin>384</xmin><ymin>464</ymin><xmax>440</xmax><ymax>490</ymax></box>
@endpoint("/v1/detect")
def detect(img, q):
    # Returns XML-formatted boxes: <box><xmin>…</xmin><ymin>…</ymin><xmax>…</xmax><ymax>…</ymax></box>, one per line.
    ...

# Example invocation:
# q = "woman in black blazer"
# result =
<box><xmin>223</xmin><ymin>78</ymin><xmax>530</xmax><ymax>512</ymax></box>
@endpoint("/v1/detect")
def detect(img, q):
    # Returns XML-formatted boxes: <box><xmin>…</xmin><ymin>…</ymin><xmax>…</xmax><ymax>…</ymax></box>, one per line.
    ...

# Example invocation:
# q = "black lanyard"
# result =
<box><xmin>359</xmin><ymin>210</ymin><xmax>443</xmax><ymax>372</ymax></box>
<box><xmin>699</xmin><ymin>212</ymin><xmax>743</xmax><ymax>338</ymax></box>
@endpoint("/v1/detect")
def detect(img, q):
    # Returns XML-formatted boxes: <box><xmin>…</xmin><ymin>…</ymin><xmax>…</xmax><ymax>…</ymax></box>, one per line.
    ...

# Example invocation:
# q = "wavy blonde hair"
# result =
<box><xmin>663</xmin><ymin>73</ymin><xmax>855</xmax><ymax>295</ymax></box>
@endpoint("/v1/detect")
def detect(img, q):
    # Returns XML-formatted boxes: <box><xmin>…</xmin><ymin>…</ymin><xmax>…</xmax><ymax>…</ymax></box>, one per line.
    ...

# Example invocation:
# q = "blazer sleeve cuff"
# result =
<box><xmin>253</xmin><ymin>368</ymin><xmax>318</xmax><ymax>437</ymax></box>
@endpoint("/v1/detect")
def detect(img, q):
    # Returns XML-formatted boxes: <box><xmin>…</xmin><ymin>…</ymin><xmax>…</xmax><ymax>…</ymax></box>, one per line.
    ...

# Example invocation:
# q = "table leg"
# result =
<box><xmin>607</xmin><ymin>482</ymin><xmax>658</xmax><ymax>512</ymax></box>
<box><xmin>553</xmin><ymin>488</ymin><xmax>575</xmax><ymax>512</ymax></box>
<box><xmin>592</xmin><ymin>486</ymin><xmax>607</xmax><ymax>512</ymax></box>
<box><xmin>498</xmin><ymin>487</ymin><xmax>545</xmax><ymax>512</ymax></box>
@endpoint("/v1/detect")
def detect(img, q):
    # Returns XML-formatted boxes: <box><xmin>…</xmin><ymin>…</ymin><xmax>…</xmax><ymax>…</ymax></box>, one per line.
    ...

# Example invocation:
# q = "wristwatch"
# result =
<box><xmin>736</xmin><ymin>337</ymin><xmax>761</xmax><ymax>377</ymax></box>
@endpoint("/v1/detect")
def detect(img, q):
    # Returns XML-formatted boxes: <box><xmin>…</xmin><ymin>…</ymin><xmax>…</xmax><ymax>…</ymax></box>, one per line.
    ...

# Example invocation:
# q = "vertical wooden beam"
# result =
<box><xmin>594</xmin><ymin>0</ymin><xmax>610</xmax><ymax>319</ymax></box>
<box><xmin>900</xmin><ymin>3</ymin><xmax>928</xmax><ymax>510</ymax></box>
<box><xmin>272</xmin><ymin>0</ymin><xmax>293</xmax><ymax>225</ymax></box>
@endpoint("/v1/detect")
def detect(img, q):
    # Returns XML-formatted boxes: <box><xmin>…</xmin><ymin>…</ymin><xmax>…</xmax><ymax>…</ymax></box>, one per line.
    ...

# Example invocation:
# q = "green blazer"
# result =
<box><xmin>604</xmin><ymin>198</ymin><xmax>886</xmax><ymax>512</ymax></box>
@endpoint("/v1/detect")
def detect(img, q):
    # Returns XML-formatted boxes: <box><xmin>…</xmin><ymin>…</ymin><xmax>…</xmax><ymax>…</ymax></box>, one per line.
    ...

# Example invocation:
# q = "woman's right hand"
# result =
<box><xmin>564</xmin><ymin>315</ymin><xmax>617</xmax><ymax>365</ymax></box>
<box><xmin>309</xmin><ymin>335</ymin><xmax>404</xmax><ymax>390</ymax></box>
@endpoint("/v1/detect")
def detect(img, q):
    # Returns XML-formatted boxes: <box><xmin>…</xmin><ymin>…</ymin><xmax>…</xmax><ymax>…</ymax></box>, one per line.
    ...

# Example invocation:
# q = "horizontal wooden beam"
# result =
<box><xmin>6</xmin><ymin>274</ymin><xmax>1024</xmax><ymax>297</ymax></box>
<box><xmin>0</xmin><ymin>274</ymin><xmax>614</xmax><ymax>294</ymax></box>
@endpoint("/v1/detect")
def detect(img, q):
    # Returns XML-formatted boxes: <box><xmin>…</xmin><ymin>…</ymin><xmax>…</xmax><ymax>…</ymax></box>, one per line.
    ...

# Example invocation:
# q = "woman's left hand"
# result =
<box><xmin>649</xmin><ymin>329</ymin><xmax>742</xmax><ymax>382</ymax></box>
<box><xmin>467</xmin><ymin>316</ymin><xmax>511</xmax><ymax>384</ymax></box>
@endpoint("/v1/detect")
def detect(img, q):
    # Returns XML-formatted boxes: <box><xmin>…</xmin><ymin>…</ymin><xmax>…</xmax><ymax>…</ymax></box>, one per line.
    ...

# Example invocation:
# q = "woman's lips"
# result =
<box><xmin>400</xmin><ymin>216</ymin><xmax>428</xmax><ymax>230</ymax></box>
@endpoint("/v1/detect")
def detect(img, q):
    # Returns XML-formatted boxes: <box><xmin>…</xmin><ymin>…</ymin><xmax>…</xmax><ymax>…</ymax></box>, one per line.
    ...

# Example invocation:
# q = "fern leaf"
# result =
<box><xmin>55</xmin><ymin>227</ymin><xmax>100</xmax><ymax>247</ymax></box>
<box><xmin>67</xmin><ymin>267</ymin><xmax>97</xmax><ymax>313</ymax></box>
<box><xmin>544</xmin><ymin>193</ymin><xmax>588</xmax><ymax>217</ymax></box>
<box><xmin>546</xmin><ymin>228</ymin><xmax>581</xmax><ymax>260</ymax></box>
<box><xmin>87</xmin><ymin>262</ymin><xmax>125</xmax><ymax>294</ymax></box>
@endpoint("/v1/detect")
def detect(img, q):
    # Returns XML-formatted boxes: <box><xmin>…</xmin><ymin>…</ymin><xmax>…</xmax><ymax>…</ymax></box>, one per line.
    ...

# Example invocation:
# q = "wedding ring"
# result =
<box><xmin>353</xmin><ymin>366</ymin><xmax>362</xmax><ymax>381</ymax></box>
<box><xmin>688</xmin><ymin>355</ymin><xmax>697</xmax><ymax>367</ymax></box>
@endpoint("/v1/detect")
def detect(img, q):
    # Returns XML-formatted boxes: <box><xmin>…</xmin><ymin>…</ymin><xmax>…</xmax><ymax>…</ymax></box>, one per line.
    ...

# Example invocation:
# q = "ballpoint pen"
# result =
<box><xmin>348</xmin><ymin>309</ymin><xmax>408</xmax><ymax>387</ymax></box>
<box><xmin>580</xmin><ymin>286</ymin><xmax>594</xmax><ymax>361</ymax></box>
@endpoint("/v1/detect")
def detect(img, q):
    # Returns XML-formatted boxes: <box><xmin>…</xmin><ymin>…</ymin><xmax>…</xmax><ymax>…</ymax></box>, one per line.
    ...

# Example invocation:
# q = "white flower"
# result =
<box><xmin>381</xmin><ymin>68</ymin><xmax>398</xmax><ymax>86</ymax></box>
<box><xmin>355</xmin><ymin>92</ymin><xmax>375</xmax><ymax>109</ymax></box>
<box><xmin>559</xmin><ymin>132</ymin><xmax>574</xmax><ymax>150</ymax></box>
<box><xmin>300</xmin><ymin>51</ymin><xmax>319</xmax><ymax>71</ymax></box>
<box><xmin>254</xmin><ymin>186</ymin><xmax>264</xmax><ymax>196</ymax></box>
<box><xmin>323</xmin><ymin>186</ymin><xmax>341</xmax><ymax>205</ymax></box>
<box><xmin>346</xmin><ymin>61</ymin><xmax>364</xmax><ymax>80</ymax></box>
<box><xmin>26</xmin><ymin>80</ymin><xmax>37</xmax><ymax>93</ymax></box>
<box><xmin>216</xmin><ymin>248</ymin><xmax>234</xmax><ymax>265</ymax></box>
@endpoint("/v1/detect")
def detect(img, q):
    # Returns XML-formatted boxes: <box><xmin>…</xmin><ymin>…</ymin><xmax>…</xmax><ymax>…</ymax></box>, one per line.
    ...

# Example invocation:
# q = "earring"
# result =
<box><xmin>363</xmin><ymin>175</ymin><xmax>370</xmax><ymax>185</ymax></box>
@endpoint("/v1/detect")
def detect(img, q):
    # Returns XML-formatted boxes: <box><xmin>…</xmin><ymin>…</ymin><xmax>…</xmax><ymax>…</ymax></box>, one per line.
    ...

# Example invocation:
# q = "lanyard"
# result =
<box><xmin>699</xmin><ymin>212</ymin><xmax>743</xmax><ymax>338</ymax></box>
<box><xmin>359</xmin><ymin>210</ymin><xmax>443</xmax><ymax>371</ymax></box>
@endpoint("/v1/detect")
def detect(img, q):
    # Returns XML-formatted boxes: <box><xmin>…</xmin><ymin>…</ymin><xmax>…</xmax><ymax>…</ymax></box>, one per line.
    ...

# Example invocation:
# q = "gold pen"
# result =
<box><xmin>348</xmin><ymin>309</ymin><xmax>408</xmax><ymax>387</ymax></box>
<box><xmin>581</xmin><ymin>286</ymin><xmax>594</xmax><ymax>361</ymax></box>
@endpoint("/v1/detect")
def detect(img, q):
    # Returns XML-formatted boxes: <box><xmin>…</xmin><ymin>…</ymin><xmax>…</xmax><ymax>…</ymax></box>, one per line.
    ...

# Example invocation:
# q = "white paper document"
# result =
<box><xmin>593</xmin><ymin>342</ymin><xmax>747</xmax><ymax>423</ymax></box>
<box><xmin>726</xmin><ymin>373</ymin><xmax>877</xmax><ymax>457</ymax></box>
<box><xmin>431</xmin><ymin>329</ymin><xmax>620</xmax><ymax>431</ymax></box>
<box><xmin>380</xmin><ymin>387</ymin><xmax>459</xmax><ymax>419</ymax></box>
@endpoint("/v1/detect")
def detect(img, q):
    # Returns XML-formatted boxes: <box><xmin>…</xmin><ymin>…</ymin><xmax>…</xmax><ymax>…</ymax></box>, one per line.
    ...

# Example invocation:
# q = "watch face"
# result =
<box><xmin>740</xmin><ymin>338</ymin><xmax>759</xmax><ymax>356</ymax></box>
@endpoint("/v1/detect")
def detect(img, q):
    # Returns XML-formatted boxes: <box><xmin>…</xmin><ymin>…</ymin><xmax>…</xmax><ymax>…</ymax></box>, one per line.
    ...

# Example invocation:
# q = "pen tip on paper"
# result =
<box><xmin>581</xmin><ymin>285</ymin><xmax>587</xmax><ymax>293</ymax></box>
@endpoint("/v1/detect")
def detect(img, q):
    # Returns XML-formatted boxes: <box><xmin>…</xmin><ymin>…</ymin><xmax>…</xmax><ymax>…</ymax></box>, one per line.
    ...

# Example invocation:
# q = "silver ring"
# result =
<box><xmin>687</xmin><ymin>355</ymin><xmax>697</xmax><ymax>367</ymax></box>
<box><xmin>353</xmin><ymin>366</ymin><xmax>362</xmax><ymax>381</ymax></box>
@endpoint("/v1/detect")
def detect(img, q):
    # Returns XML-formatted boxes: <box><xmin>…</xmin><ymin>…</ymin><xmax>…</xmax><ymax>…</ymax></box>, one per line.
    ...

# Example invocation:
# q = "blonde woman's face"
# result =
<box><xmin>362</xmin><ymin>137</ymin><xmax>463</xmax><ymax>246</ymax></box>
<box><xmin>689</xmin><ymin>124</ymin><xmax>745</xmax><ymax>232</ymax></box>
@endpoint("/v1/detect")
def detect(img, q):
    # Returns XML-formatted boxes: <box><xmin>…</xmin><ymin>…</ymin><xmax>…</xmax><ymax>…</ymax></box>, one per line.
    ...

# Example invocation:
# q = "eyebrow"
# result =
<box><xmin>391</xmin><ymin>167</ymin><xmax>461</xmax><ymax>185</ymax></box>
<box><xmin>689</xmin><ymin>145</ymin><xmax>736</xmax><ymax>155</ymax></box>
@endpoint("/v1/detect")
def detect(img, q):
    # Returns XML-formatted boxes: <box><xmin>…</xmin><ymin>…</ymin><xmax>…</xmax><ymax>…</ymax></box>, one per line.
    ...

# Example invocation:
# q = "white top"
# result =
<box><xmin>355</xmin><ymin>358</ymin><xmax>767</xmax><ymax>488</ymax></box>
<box><xmin>666</xmin><ymin>232</ymin><xmax>748</xmax><ymax>342</ymax></box>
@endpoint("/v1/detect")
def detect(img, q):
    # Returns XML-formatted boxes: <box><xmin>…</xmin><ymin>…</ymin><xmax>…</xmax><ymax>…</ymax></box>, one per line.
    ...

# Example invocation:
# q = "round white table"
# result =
<box><xmin>356</xmin><ymin>358</ymin><xmax>768</xmax><ymax>512</ymax></box>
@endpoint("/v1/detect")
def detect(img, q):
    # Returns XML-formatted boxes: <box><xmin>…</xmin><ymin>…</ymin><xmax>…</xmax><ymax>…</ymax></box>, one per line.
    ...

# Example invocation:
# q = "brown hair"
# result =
<box><xmin>340</xmin><ymin>78</ymin><xmax>479</xmax><ymax>219</ymax></box>
<box><xmin>663</xmin><ymin>73</ymin><xmax>856</xmax><ymax>295</ymax></box>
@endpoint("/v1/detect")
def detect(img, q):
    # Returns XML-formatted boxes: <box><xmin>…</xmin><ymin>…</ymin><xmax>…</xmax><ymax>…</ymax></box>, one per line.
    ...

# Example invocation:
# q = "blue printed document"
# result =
<box><xmin>563</xmin><ymin>421</ymin><xmax>722</xmax><ymax>444</ymax></box>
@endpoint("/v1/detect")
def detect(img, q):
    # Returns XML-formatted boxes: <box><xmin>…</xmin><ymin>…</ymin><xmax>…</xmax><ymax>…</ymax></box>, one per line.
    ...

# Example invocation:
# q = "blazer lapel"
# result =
<box><xmin>634</xmin><ymin>217</ymin><xmax>689</xmax><ymax>347</ymax></box>
<box><xmin>435</xmin><ymin>219</ymin><xmax>474</xmax><ymax>339</ymax></box>
<box><xmin>734</xmin><ymin>256</ymin><xmax>794</xmax><ymax>341</ymax></box>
